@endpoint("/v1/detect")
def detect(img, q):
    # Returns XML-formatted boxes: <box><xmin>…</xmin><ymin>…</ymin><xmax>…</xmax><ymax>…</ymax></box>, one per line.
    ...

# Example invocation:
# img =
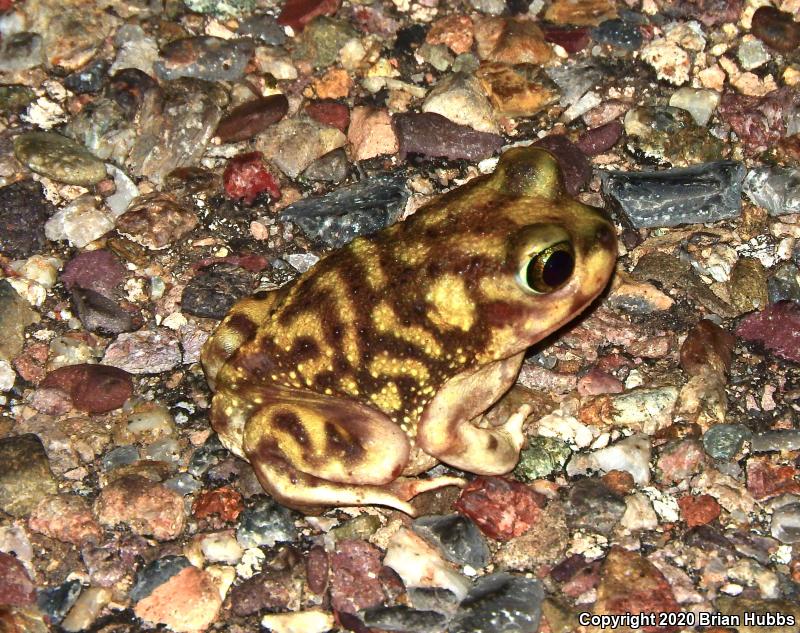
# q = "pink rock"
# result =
<box><xmin>718</xmin><ymin>88</ymin><xmax>800</xmax><ymax>155</ymax></box>
<box><xmin>562</xmin><ymin>560</ymin><xmax>601</xmax><ymax>598</ymax></box>
<box><xmin>576</xmin><ymin>120</ymin><xmax>623</xmax><ymax>156</ymax></box>
<box><xmin>40</xmin><ymin>364</ymin><xmax>133</xmax><ymax>414</ymax></box>
<box><xmin>306</xmin><ymin>100</ymin><xmax>350</xmax><ymax>133</ymax></box>
<box><xmin>736</xmin><ymin>301</ymin><xmax>800</xmax><ymax>363</ymax></box>
<box><xmin>61</xmin><ymin>250</ymin><xmax>127</xmax><ymax>296</ymax></box>
<box><xmin>134</xmin><ymin>566</ymin><xmax>221</xmax><ymax>633</ymax></box>
<box><xmin>347</xmin><ymin>106</ymin><xmax>398</xmax><ymax>161</ymax></box>
<box><xmin>278</xmin><ymin>0</ymin><xmax>342</xmax><ymax>31</ymax></box>
<box><xmin>28</xmin><ymin>494</ymin><xmax>102</xmax><ymax>545</ymax></box>
<box><xmin>746</xmin><ymin>458</ymin><xmax>800</xmax><ymax>500</ymax></box>
<box><xmin>223</xmin><ymin>152</ymin><xmax>281</xmax><ymax>205</ymax></box>
<box><xmin>455</xmin><ymin>476</ymin><xmax>546</xmax><ymax>541</ymax></box>
<box><xmin>94</xmin><ymin>475</ymin><xmax>186</xmax><ymax>541</ymax></box>
<box><xmin>306</xmin><ymin>545</ymin><xmax>329</xmax><ymax>595</ymax></box>
<box><xmin>577</xmin><ymin>367</ymin><xmax>624</xmax><ymax>397</ymax></box>
<box><xmin>678</xmin><ymin>494</ymin><xmax>721</xmax><ymax>527</ymax></box>
<box><xmin>656</xmin><ymin>440</ymin><xmax>706</xmax><ymax>484</ymax></box>
<box><xmin>0</xmin><ymin>552</ymin><xmax>35</xmax><ymax>606</ymax></box>
<box><xmin>681</xmin><ymin>319</ymin><xmax>736</xmax><ymax>376</ymax></box>
<box><xmin>329</xmin><ymin>540</ymin><xmax>386</xmax><ymax>614</ymax></box>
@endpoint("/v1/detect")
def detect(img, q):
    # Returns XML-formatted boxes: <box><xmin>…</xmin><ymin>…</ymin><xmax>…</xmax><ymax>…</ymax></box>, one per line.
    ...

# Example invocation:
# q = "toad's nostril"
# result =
<box><xmin>594</xmin><ymin>224</ymin><xmax>616</xmax><ymax>249</ymax></box>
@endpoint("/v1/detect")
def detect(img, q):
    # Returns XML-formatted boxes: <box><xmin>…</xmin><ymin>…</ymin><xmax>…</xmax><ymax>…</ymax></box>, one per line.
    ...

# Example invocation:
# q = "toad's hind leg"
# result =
<box><xmin>230</xmin><ymin>385</ymin><xmax>463</xmax><ymax>515</ymax></box>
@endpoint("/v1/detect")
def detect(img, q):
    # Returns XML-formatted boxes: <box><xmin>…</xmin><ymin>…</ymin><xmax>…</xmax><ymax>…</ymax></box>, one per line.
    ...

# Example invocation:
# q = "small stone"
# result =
<box><xmin>116</xmin><ymin>192</ymin><xmax>198</xmax><ymax>250</ymax></box>
<box><xmin>37</xmin><ymin>579</ymin><xmax>81</xmax><ymax>624</ymax></box>
<box><xmin>678</xmin><ymin>494</ymin><xmax>721</xmax><ymax>527</ymax></box>
<box><xmin>0</xmin><ymin>552</ymin><xmax>36</xmax><ymax>606</ymax></box>
<box><xmin>513</xmin><ymin>435</ymin><xmax>572</xmax><ymax>481</ymax></box>
<box><xmin>238</xmin><ymin>14</ymin><xmax>286</xmax><ymax>44</ymax></box>
<box><xmin>580</xmin><ymin>386</ymin><xmax>678</xmax><ymax>434</ymax></box>
<box><xmin>680</xmin><ymin>319</ymin><xmax>736</xmax><ymax>377</ymax></box>
<box><xmin>640</xmin><ymin>38</ymin><xmax>690</xmax><ymax>86</ymax></box>
<box><xmin>40</xmin><ymin>364</ymin><xmax>133</xmax><ymax>414</ymax></box>
<box><xmin>736</xmin><ymin>301</ymin><xmax>800</xmax><ymax>363</ymax></box>
<box><xmin>426</xmin><ymin>15</ymin><xmax>474</xmax><ymax>55</ymax></box>
<box><xmin>592</xmin><ymin>18</ymin><xmax>643</xmax><ymax>51</ymax></box>
<box><xmin>362</xmin><ymin>606</ymin><xmax>447</xmax><ymax>633</ymax></box>
<box><xmin>565</xmin><ymin>478</ymin><xmax>626</xmax><ymax>535</ymax></box>
<box><xmin>746</xmin><ymin>458</ymin><xmax>800</xmax><ymax>500</ymax></box>
<box><xmin>130</xmin><ymin>556</ymin><xmax>192</xmax><ymax>602</ymax></box>
<box><xmin>61</xmin><ymin>250</ymin><xmax>126</xmax><ymax>297</ymax></box>
<box><xmin>14</xmin><ymin>131</ymin><xmax>106</xmax><ymax>186</ymax></box>
<box><xmin>0</xmin><ymin>280</ymin><xmax>38</xmax><ymax>362</ymax></box>
<box><xmin>532</xmin><ymin>135</ymin><xmax>591</xmax><ymax>195</ymax></box>
<box><xmin>448</xmin><ymin>573</ymin><xmax>544</xmax><ymax>633</ymax></box>
<box><xmin>768</xmin><ymin>263</ymin><xmax>800</xmax><ymax>303</ymax></box>
<box><xmin>477</xmin><ymin>63</ymin><xmax>559</xmax><ymax>118</ymax></box>
<box><xmin>215</xmin><ymin>95</ymin><xmax>289</xmax><ymax>143</ymax></box>
<box><xmin>71</xmin><ymin>288</ymin><xmax>137</xmax><ymax>335</ymax></box>
<box><xmin>770</xmin><ymin>502</ymin><xmax>800</xmax><ymax>544</ymax></box>
<box><xmin>134</xmin><ymin>565</ymin><xmax>222</xmax><ymax>633</ymax></box>
<box><xmin>668</xmin><ymin>87</ymin><xmax>720</xmax><ymax>127</ymax></box>
<box><xmin>60</xmin><ymin>586</ymin><xmax>111</xmax><ymax>633</ymax></box>
<box><xmin>278</xmin><ymin>0</ymin><xmax>341</xmax><ymax>31</ymax></box>
<box><xmin>94</xmin><ymin>474</ymin><xmax>186</xmax><ymax>540</ymax></box>
<box><xmin>729</xmin><ymin>257</ymin><xmax>769</xmax><ymax>314</ymax></box>
<box><xmin>0</xmin><ymin>434</ymin><xmax>58</xmax><ymax>518</ymax></box>
<box><xmin>593</xmin><ymin>547</ymin><xmax>679</xmax><ymax>631</ymax></box>
<box><xmin>293</xmin><ymin>16</ymin><xmax>358</xmax><ymax>69</ymax></box>
<box><xmin>260</xmin><ymin>610</ymin><xmax>335</xmax><ymax>633</ymax></box>
<box><xmin>544</xmin><ymin>0</ymin><xmax>618</xmax><ymax>26</ymax></box>
<box><xmin>236</xmin><ymin>497</ymin><xmax>297</xmax><ymax>549</ymax></box>
<box><xmin>347</xmin><ymin>106</ymin><xmax>398</xmax><ymax>161</ymax></box>
<box><xmin>184</xmin><ymin>0</ymin><xmax>257</xmax><ymax>17</ymax></box>
<box><xmin>281</xmin><ymin>171</ymin><xmax>408</xmax><ymax>249</ymax></box>
<box><xmin>422</xmin><ymin>72</ymin><xmax>498</xmax><ymax>134</ymax></box>
<box><xmin>667</xmin><ymin>0</ymin><xmax>743</xmax><ymax>28</ymax></box>
<box><xmin>620</xmin><ymin>492</ymin><xmax>659</xmax><ymax>531</ymax></box>
<box><xmin>744</xmin><ymin>166</ymin><xmax>800</xmax><ymax>217</ymax></box>
<box><xmin>155</xmin><ymin>37</ymin><xmax>254</xmax><ymax>82</ymax></box>
<box><xmin>751</xmin><ymin>6</ymin><xmax>800</xmax><ymax>53</ymax></box>
<box><xmin>329</xmin><ymin>539</ymin><xmax>386</xmax><ymax>614</ymax></box>
<box><xmin>600</xmin><ymin>161</ymin><xmax>745</xmax><ymax>229</ymax></box>
<box><xmin>718</xmin><ymin>88</ymin><xmax>800</xmax><ymax>156</ymax></box>
<box><xmin>229</xmin><ymin>566</ymin><xmax>302</xmax><ymax>615</ymax></box>
<box><xmin>541</xmin><ymin>25</ymin><xmax>591</xmax><ymax>54</ymax></box>
<box><xmin>454</xmin><ymin>476</ymin><xmax>546</xmax><ymax>541</ymax></box>
<box><xmin>181</xmin><ymin>264</ymin><xmax>256</xmax><ymax>320</ymax></box>
<box><xmin>0</xmin><ymin>180</ymin><xmax>52</xmax><ymax>258</ymax></box>
<box><xmin>257</xmin><ymin>116</ymin><xmax>346</xmax><ymax>178</ymax></box>
<box><xmin>394</xmin><ymin>112</ymin><xmax>503</xmax><ymax>161</ymax></box>
<box><xmin>567</xmin><ymin>434</ymin><xmax>652</xmax><ymax>485</ymax></box>
<box><xmin>63</xmin><ymin>98</ymin><xmax>135</xmax><ymax>165</ymax></box>
<box><xmin>750</xmin><ymin>430</ymin><xmax>800</xmax><ymax>453</ymax></box>
<box><xmin>193</xmin><ymin>486</ymin><xmax>243</xmax><ymax>523</ymax></box>
<box><xmin>576</xmin><ymin>121</ymin><xmax>623</xmax><ymax>156</ymax></box>
<box><xmin>102</xmin><ymin>329</ymin><xmax>182</xmax><ymax>374</ymax></box>
<box><xmin>412</xmin><ymin>514</ymin><xmax>490</xmax><ymax>568</ymax></box>
<box><xmin>657</xmin><ymin>439</ymin><xmax>706</xmax><ymax>483</ymax></box>
<box><xmin>45</xmin><ymin>194</ymin><xmax>115</xmax><ymax>248</ymax></box>
<box><xmin>305</xmin><ymin>100</ymin><xmax>350</xmax><ymax>132</ymax></box>
<box><xmin>0</xmin><ymin>32</ymin><xmax>43</xmax><ymax>72</ymax></box>
<box><xmin>738</xmin><ymin>39</ymin><xmax>770</xmax><ymax>71</ymax></box>
<box><xmin>223</xmin><ymin>152</ymin><xmax>281</xmax><ymax>204</ymax></box>
<box><xmin>474</xmin><ymin>17</ymin><xmax>553</xmax><ymax>65</ymax></box>
<box><xmin>302</xmin><ymin>148</ymin><xmax>349</xmax><ymax>183</ymax></box>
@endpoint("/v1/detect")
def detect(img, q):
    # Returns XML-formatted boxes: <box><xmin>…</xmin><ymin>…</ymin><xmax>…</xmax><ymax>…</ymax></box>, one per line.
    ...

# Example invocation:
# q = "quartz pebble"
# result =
<box><xmin>744</xmin><ymin>166</ymin><xmax>800</xmax><ymax>217</ymax></box>
<box><xmin>770</xmin><ymin>502</ymin><xmax>800</xmax><ymax>543</ymax></box>
<box><xmin>567</xmin><ymin>434</ymin><xmax>651</xmax><ymax>485</ymax></box>
<box><xmin>103</xmin><ymin>329</ymin><xmax>182</xmax><ymax>374</ymax></box>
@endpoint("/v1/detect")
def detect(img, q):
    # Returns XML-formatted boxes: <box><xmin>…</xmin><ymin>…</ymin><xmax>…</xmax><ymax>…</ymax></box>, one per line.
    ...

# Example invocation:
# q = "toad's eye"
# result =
<box><xmin>521</xmin><ymin>241</ymin><xmax>575</xmax><ymax>293</ymax></box>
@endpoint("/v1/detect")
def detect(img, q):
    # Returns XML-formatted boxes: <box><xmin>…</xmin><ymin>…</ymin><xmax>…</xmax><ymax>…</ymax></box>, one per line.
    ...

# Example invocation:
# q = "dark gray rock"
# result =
<box><xmin>188</xmin><ymin>434</ymin><xmax>227</xmax><ymax>477</ymax></box>
<box><xmin>71</xmin><ymin>288</ymin><xmax>136</xmax><ymax>335</ymax></box>
<box><xmin>101</xmin><ymin>445</ymin><xmax>140</xmax><ymax>471</ymax></box>
<box><xmin>238</xmin><ymin>14</ymin><xmax>287</xmax><ymax>45</ymax></box>
<box><xmin>394</xmin><ymin>112</ymin><xmax>503</xmax><ymax>161</ymax></box>
<box><xmin>236</xmin><ymin>497</ymin><xmax>298</xmax><ymax>549</ymax></box>
<box><xmin>180</xmin><ymin>264</ymin><xmax>255</xmax><ymax>319</ymax></box>
<box><xmin>64</xmin><ymin>58</ymin><xmax>109</xmax><ymax>94</ymax></box>
<box><xmin>155</xmin><ymin>37</ymin><xmax>255</xmax><ymax>82</ymax></box>
<box><xmin>130</xmin><ymin>556</ymin><xmax>192</xmax><ymax>602</ymax></box>
<box><xmin>771</xmin><ymin>502</ymin><xmax>800</xmax><ymax>544</ymax></box>
<box><xmin>702</xmin><ymin>424</ymin><xmax>751</xmax><ymax>460</ymax></box>
<box><xmin>565</xmin><ymin>478</ymin><xmax>626</xmax><ymax>534</ymax></box>
<box><xmin>600</xmin><ymin>161</ymin><xmax>745</xmax><ymax>229</ymax></box>
<box><xmin>592</xmin><ymin>18</ymin><xmax>643</xmax><ymax>50</ymax></box>
<box><xmin>448</xmin><ymin>573</ymin><xmax>544</xmax><ymax>633</ymax></box>
<box><xmin>768</xmin><ymin>263</ymin><xmax>800</xmax><ymax>303</ymax></box>
<box><xmin>744</xmin><ymin>165</ymin><xmax>800</xmax><ymax>217</ymax></box>
<box><xmin>0</xmin><ymin>180</ymin><xmax>53</xmax><ymax>258</ymax></box>
<box><xmin>750</xmin><ymin>430</ymin><xmax>800</xmax><ymax>453</ymax></box>
<box><xmin>362</xmin><ymin>605</ymin><xmax>448</xmax><ymax>633</ymax></box>
<box><xmin>413</xmin><ymin>514</ymin><xmax>490</xmax><ymax>568</ymax></box>
<box><xmin>302</xmin><ymin>148</ymin><xmax>350</xmax><ymax>183</ymax></box>
<box><xmin>407</xmin><ymin>587</ymin><xmax>460</xmax><ymax>615</ymax></box>
<box><xmin>281</xmin><ymin>171</ymin><xmax>409</xmax><ymax>248</ymax></box>
<box><xmin>37</xmin><ymin>579</ymin><xmax>82</xmax><ymax>624</ymax></box>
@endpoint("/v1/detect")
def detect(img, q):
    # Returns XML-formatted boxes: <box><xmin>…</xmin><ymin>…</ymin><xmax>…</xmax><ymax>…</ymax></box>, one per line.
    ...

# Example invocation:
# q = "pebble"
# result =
<box><xmin>581</xmin><ymin>386</ymin><xmax>678</xmax><ymax>434</ymax></box>
<box><xmin>0</xmin><ymin>180</ymin><xmax>52</xmax><ymax>258</ymax></box>
<box><xmin>293</xmin><ymin>17</ymin><xmax>358</xmax><ymax>69</ymax></box>
<box><xmin>566</xmin><ymin>478</ymin><xmax>626</xmax><ymax>534</ymax></box>
<box><xmin>656</xmin><ymin>439</ymin><xmax>706</xmax><ymax>483</ymax></box>
<box><xmin>61</xmin><ymin>250</ymin><xmax>126</xmax><ymax>297</ymax></box>
<box><xmin>131</xmin><ymin>556</ymin><xmax>192</xmax><ymax>602</ymax></box>
<box><xmin>63</xmin><ymin>98</ymin><xmax>135</xmax><ymax>164</ymax></box>
<box><xmin>394</xmin><ymin>112</ymin><xmax>503</xmax><ymax>161</ymax></box>
<box><xmin>422</xmin><ymin>72</ymin><xmax>498</xmax><ymax>134</ymax></box>
<box><xmin>493</xmin><ymin>501</ymin><xmax>569</xmax><ymax>572</ymax></box>
<box><xmin>278</xmin><ymin>0</ymin><xmax>341</xmax><ymax>31</ymax></box>
<box><xmin>751</xmin><ymin>430</ymin><xmax>800</xmax><ymax>453</ymax></box>
<box><xmin>60</xmin><ymin>586</ymin><xmax>111</xmax><ymax>633</ymax></box>
<box><xmin>28</xmin><ymin>494</ymin><xmax>102</xmax><ymax>545</ymax></box>
<box><xmin>567</xmin><ymin>434</ymin><xmax>652</xmax><ymax>485</ymax></box>
<box><xmin>347</xmin><ymin>106</ymin><xmax>398</xmax><ymax>161</ymax></box>
<box><xmin>680</xmin><ymin>319</ymin><xmax>735</xmax><ymax>377</ymax></box>
<box><xmin>116</xmin><ymin>192</ymin><xmax>198</xmax><ymax>250</ymax></box>
<box><xmin>678</xmin><ymin>494</ymin><xmax>721</xmax><ymax>527</ymax></box>
<box><xmin>668</xmin><ymin>86</ymin><xmax>720</xmax><ymax>126</ymax></box>
<box><xmin>576</xmin><ymin>121</ymin><xmax>623</xmax><ymax>156</ymax></box>
<box><xmin>105</xmin><ymin>165</ymin><xmax>140</xmax><ymax>216</ymax></box>
<box><xmin>109</xmin><ymin>25</ymin><xmax>159</xmax><ymax>76</ymax></box>
<box><xmin>426</xmin><ymin>15</ymin><xmax>474</xmax><ymax>55</ymax></box>
<box><xmin>718</xmin><ymin>88</ymin><xmax>800</xmax><ymax>156</ymax></box>
<box><xmin>474</xmin><ymin>17</ymin><xmax>553</xmax><ymax>65</ymax></box>
<box><xmin>102</xmin><ymin>329</ymin><xmax>182</xmax><ymax>374</ymax></box>
<box><xmin>94</xmin><ymin>474</ymin><xmax>186</xmax><ymax>540</ymax></box>
<box><xmin>305</xmin><ymin>100</ymin><xmax>349</xmax><ymax>132</ymax></box>
<box><xmin>134</xmin><ymin>565</ymin><xmax>222</xmax><ymax>633</ymax></box>
<box><xmin>448</xmin><ymin>573</ymin><xmax>544</xmax><ymax>633</ymax></box>
<box><xmin>0</xmin><ymin>280</ymin><xmax>38</xmax><ymax>363</ymax></box>
<box><xmin>181</xmin><ymin>263</ymin><xmax>255</xmax><ymax>320</ymax></box>
<box><xmin>0</xmin><ymin>551</ymin><xmax>36</xmax><ymax>606</ymax></box>
<box><xmin>455</xmin><ymin>476</ymin><xmax>545</xmax><ymax>542</ymax></box>
<box><xmin>592</xmin><ymin>18</ymin><xmax>643</xmax><ymax>51</ymax></box>
<box><xmin>729</xmin><ymin>256</ymin><xmax>769</xmax><ymax>314</ymax></box>
<box><xmin>281</xmin><ymin>171</ymin><xmax>408</xmax><ymax>249</ymax></box>
<box><xmin>236</xmin><ymin>497</ymin><xmax>298</xmax><ymax>549</ymax></box>
<box><xmin>215</xmin><ymin>94</ymin><xmax>289</xmax><ymax>143</ymax></box>
<box><xmin>155</xmin><ymin>37</ymin><xmax>254</xmax><ymax>82</ymax></box>
<box><xmin>513</xmin><ymin>435</ymin><xmax>572</xmax><ymax>481</ymax></box>
<box><xmin>238</xmin><ymin>14</ymin><xmax>286</xmax><ymax>44</ymax></box>
<box><xmin>301</xmin><ymin>148</ymin><xmax>349</xmax><ymax>183</ymax></box>
<box><xmin>751</xmin><ymin>6</ymin><xmax>800</xmax><ymax>53</ymax></box>
<box><xmin>184</xmin><ymin>0</ymin><xmax>256</xmax><ymax>17</ymax></box>
<box><xmin>738</xmin><ymin>39</ymin><xmax>770</xmax><ymax>71</ymax></box>
<box><xmin>257</xmin><ymin>116</ymin><xmax>346</xmax><ymax>178</ymax></box>
<box><xmin>736</xmin><ymin>301</ymin><xmax>800</xmax><ymax>363</ymax></box>
<box><xmin>36</xmin><ymin>579</ymin><xmax>81</xmax><ymax>624</ymax></box>
<box><xmin>261</xmin><ymin>610</ymin><xmax>335</xmax><ymax>633</ymax></box>
<box><xmin>14</xmin><ymin>131</ymin><xmax>106</xmax><ymax>186</ymax></box>
<box><xmin>747</xmin><ymin>458</ymin><xmax>800</xmax><ymax>500</ymax></box>
<box><xmin>362</xmin><ymin>605</ymin><xmax>447</xmax><ymax>633</ymax></box>
<box><xmin>744</xmin><ymin>166</ymin><xmax>800</xmax><ymax>217</ymax></box>
<box><xmin>71</xmin><ymin>287</ymin><xmax>137</xmax><ymax>335</ymax></box>
<box><xmin>544</xmin><ymin>0</ymin><xmax>618</xmax><ymax>25</ymax></box>
<box><xmin>44</xmin><ymin>194</ymin><xmax>115</xmax><ymax>248</ymax></box>
<box><xmin>768</xmin><ymin>262</ymin><xmax>800</xmax><ymax>303</ymax></box>
<box><xmin>476</xmin><ymin>63</ymin><xmax>560</xmax><ymax>118</ymax></box>
<box><xmin>533</xmin><ymin>134</ymin><xmax>592</xmax><ymax>195</ymax></box>
<box><xmin>412</xmin><ymin>514</ymin><xmax>490</xmax><ymax>568</ymax></box>
<box><xmin>620</xmin><ymin>492</ymin><xmax>659</xmax><ymax>531</ymax></box>
<box><xmin>229</xmin><ymin>565</ymin><xmax>302</xmax><ymax>615</ymax></box>
<box><xmin>770</xmin><ymin>501</ymin><xmax>800</xmax><ymax>544</ymax></box>
<box><xmin>223</xmin><ymin>152</ymin><xmax>281</xmax><ymax>204</ymax></box>
<box><xmin>329</xmin><ymin>539</ymin><xmax>387</xmax><ymax>614</ymax></box>
<box><xmin>600</xmin><ymin>161</ymin><xmax>745</xmax><ymax>229</ymax></box>
<box><xmin>101</xmin><ymin>445</ymin><xmax>140</xmax><ymax>471</ymax></box>
<box><xmin>0</xmin><ymin>434</ymin><xmax>58</xmax><ymax>518</ymax></box>
<box><xmin>0</xmin><ymin>31</ymin><xmax>42</xmax><ymax>72</ymax></box>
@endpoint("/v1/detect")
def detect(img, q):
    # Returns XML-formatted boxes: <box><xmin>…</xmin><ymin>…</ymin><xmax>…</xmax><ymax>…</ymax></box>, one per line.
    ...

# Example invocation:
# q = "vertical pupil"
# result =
<box><xmin>542</xmin><ymin>249</ymin><xmax>574</xmax><ymax>287</ymax></box>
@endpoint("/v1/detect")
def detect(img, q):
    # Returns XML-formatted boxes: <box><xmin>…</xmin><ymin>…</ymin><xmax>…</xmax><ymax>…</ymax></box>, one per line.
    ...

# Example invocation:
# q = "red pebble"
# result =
<box><xmin>192</xmin><ymin>486</ymin><xmax>244</xmax><ymax>522</ymax></box>
<box><xmin>306</xmin><ymin>100</ymin><xmax>350</xmax><ymax>132</ymax></box>
<box><xmin>541</xmin><ymin>25</ymin><xmax>590</xmax><ymax>54</ymax></box>
<box><xmin>278</xmin><ymin>0</ymin><xmax>342</xmax><ymax>31</ymax></box>
<box><xmin>455</xmin><ymin>476</ymin><xmax>546</xmax><ymax>541</ymax></box>
<box><xmin>41</xmin><ymin>363</ymin><xmax>133</xmax><ymax>414</ymax></box>
<box><xmin>746</xmin><ymin>458</ymin><xmax>800</xmax><ymax>500</ymax></box>
<box><xmin>223</xmin><ymin>152</ymin><xmax>281</xmax><ymax>204</ymax></box>
<box><xmin>677</xmin><ymin>494</ymin><xmax>721</xmax><ymax>527</ymax></box>
<box><xmin>736</xmin><ymin>300</ymin><xmax>800</xmax><ymax>363</ymax></box>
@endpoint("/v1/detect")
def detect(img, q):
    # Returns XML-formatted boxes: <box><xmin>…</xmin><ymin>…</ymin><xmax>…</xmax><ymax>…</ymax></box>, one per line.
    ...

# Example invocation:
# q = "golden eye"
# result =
<box><xmin>522</xmin><ymin>241</ymin><xmax>575</xmax><ymax>293</ymax></box>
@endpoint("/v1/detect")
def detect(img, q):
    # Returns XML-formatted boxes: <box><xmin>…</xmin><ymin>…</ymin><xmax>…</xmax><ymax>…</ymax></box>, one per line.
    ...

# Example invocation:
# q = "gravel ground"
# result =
<box><xmin>1</xmin><ymin>0</ymin><xmax>800</xmax><ymax>632</ymax></box>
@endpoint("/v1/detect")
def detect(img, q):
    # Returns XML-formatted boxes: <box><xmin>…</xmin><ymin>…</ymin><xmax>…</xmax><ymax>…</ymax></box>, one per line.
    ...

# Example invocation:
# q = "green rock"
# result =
<box><xmin>330</xmin><ymin>513</ymin><xmax>382</xmax><ymax>541</ymax></box>
<box><xmin>293</xmin><ymin>17</ymin><xmax>358</xmax><ymax>69</ymax></box>
<box><xmin>183</xmin><ymin>0</ymin><xmax>256</xmax><ymax>16</ymax></box>
<box><xmin>729</xmin><ymin>257</ymin><xmax>770</xmax><ymax>315</ymax></box>
<box><xmin>14</xmin><ymin>131</ymin><xmax>107</xmax><ymax>186</ymax></box>
<box><xmin>0</xmin><ymin>85</ymin><xmax>35</xmax><ymax>112</ymax></box>
<box><xmin>702</xmin><ymin>423</ymin><xmax>751</xmax><ymax>460</ymax></box>
<box><xmin>0</xmin><ymin>434</ymin><xmax>58</xmax><ymax>517</ymax></box>
<box><xmin>0</xmin><ymin>280</ymin><xmax>38</xmax><ymax>363</ymax></box>
<box><xmin>514</xmin><ymin>436</ymin><xmax>572</xmax><ymax>481</ymax></box>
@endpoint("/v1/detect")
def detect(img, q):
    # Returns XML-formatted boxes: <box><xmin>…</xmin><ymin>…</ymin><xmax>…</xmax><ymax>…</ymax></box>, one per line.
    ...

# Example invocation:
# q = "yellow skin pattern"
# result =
<box><xmin>201</xmin><ymin>147</ymin><xmax>618</xmax><ymax>515</ymax></box>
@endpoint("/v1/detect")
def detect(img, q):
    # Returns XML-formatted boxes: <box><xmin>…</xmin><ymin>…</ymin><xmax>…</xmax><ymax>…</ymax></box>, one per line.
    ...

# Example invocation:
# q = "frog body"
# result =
<box><xmin>202</xmin><ymin>147</ymin><xmax>617</xmax><ymax>514</ymax></box>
